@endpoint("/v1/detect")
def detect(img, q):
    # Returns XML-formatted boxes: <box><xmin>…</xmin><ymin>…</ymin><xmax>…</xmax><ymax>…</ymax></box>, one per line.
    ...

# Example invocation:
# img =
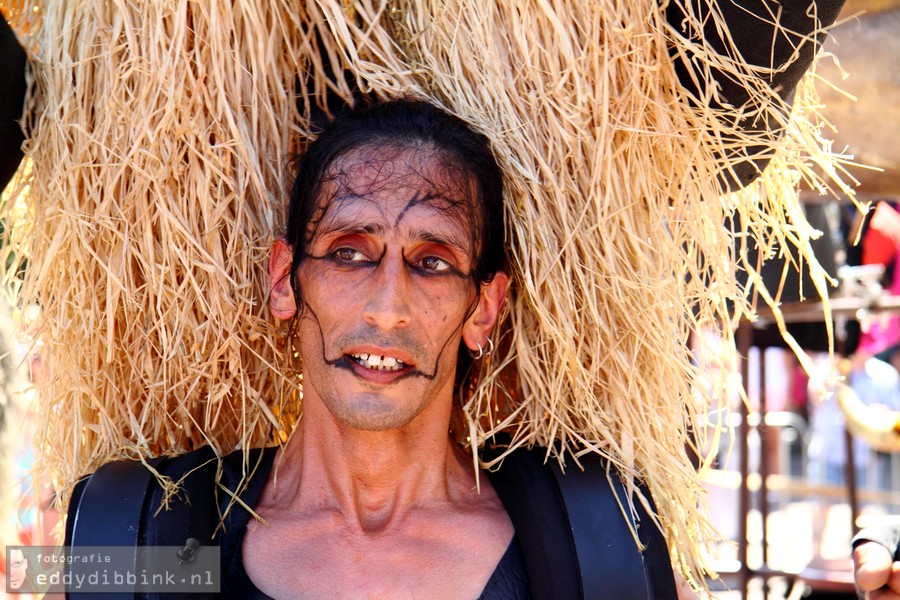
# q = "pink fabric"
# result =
<box><xmin>858</xmin><ymin>252</ymin><xmax>900</xmax><ymax>355</ymax></box>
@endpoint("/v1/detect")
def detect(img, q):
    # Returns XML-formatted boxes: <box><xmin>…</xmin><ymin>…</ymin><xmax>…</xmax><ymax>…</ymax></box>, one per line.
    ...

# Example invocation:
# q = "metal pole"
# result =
<box><xmin>738</xmin><ymin>322</ymin><xmax>752</xmax><ymax>598</ymax></box>
<box><xmin>759</xmin><ymin>349</ymin><xmax>770</xmax><ymax>597</ymax></box>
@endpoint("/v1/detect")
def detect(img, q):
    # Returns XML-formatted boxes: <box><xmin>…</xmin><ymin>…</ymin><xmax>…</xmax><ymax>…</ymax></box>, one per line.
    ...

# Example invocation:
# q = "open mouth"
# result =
<box><xmin>348</xmin><ymin>352</ymin><xmax>408</xmax><ymax>372</ymax></box>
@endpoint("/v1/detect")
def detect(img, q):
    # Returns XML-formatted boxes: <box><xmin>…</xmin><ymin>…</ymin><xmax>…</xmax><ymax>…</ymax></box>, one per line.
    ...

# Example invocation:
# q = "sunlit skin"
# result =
<box><xmin>246</xmin><ymin>145</ymin><xmax>514</xmax><ymax>599</ymax></box>
<box><xmin>853</xmin><ymin>541</ymin><xmax>900</xmax><ymax>599</ymax></box>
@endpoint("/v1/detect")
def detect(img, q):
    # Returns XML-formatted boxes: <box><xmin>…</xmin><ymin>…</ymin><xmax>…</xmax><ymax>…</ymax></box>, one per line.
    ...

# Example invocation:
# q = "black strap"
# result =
<box><xmin>66</xmin><ymin>446</ymin><xmax>274</xmax><ymax>600</ymax></box>
<box><xmin>486</xmin><ymin>446</ymin><xmax>581</xmax><ymax>599</ymax></box>
<box><xmin>66</xmin><ymin>457</ymin><xmax>162</xmax><ymax>600</ymax></box>
<box><xmin>548</xmin><ymin>457</ymin><xmax>651</xmax><ymax>600</ymax></box>
<box><xmin>139</xmin><ymin>446</ymin><xmax>220</xmax><ymax>549</ymax></box>
<box><xmin>485</xmin><ymin>443</ymin><xmax>675</xmax><ymax>600</ymax></box>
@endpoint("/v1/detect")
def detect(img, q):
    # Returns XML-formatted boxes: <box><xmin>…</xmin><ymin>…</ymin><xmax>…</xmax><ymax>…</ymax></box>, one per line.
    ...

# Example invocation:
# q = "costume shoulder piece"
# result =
<box><xmin>67</xmin><ymin>446</ymin><xmax>276</xmax><ymax>549</ymax></box>
<box><xmin>9</xmin><ymin>0</ymin><xmax>852</xmax><ymax>583</ymax></box>
<box><xmin>485</xmin><ymin>441</ymin><xmax>677</xmax><ymax>600</ymax></box>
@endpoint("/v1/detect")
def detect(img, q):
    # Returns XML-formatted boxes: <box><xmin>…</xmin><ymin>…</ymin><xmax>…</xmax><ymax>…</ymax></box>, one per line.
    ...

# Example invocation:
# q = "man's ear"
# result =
<box><xmin>269</xmin><ymin>237</ymin><xmax>298</xmax><ymax>321</ymax></box>
<box><xmin>462</xmin><ymin>272</ymin><xmax>510</xmax><ymax>352</ymax></box>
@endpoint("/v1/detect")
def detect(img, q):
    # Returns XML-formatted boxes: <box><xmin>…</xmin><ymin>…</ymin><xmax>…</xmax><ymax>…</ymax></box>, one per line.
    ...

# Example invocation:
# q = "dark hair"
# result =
<box><xmin>285</xmin><ymin>99</ymin><xmax>506</xmax><ymax>293</ymax></box>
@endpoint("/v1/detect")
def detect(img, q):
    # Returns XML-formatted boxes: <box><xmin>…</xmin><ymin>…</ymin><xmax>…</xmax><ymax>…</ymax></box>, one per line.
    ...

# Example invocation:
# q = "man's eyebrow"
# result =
<box><xmin>316</xmin><ymin>193</ymin><xmax>385</xmax><ymax>235</ymax></box>
<box><xmin>419</xmin><ymin>231</ymin><xmax>470</xmax><ymax>254</ymax></box>
<box><xmin>317</xmin><ymin>219</ymin><xmax>469</xmax><ymax>254</ymax></box>
<box><xmin>331</xmin><ymin>192</ymin><xmax>366</xmax><ymax>205</ymax></box>
<box><xmin>317</xmin><ymin>219</ymin><xmax>384</xmax><ymax>237</ymax></box>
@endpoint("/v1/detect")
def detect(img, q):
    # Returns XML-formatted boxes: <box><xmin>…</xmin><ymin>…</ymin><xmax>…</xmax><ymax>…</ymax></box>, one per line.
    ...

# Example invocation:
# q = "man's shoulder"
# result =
<box><xmin>66</xmin><ymin>445</ymin><xmax>277</xmax><ymax>549</ymax></box>
<box><xmin>154</xmin><ymin>445</ymin><xmax>275</xmax><ymax>488</ymax></box>
<box><xmin>485</xmin><ymin>442</ymin><xmax>677</xmax><ymax>600</ymax></box>
<box><xmin>74</xmin><ymin>444</ymin><xmax>274</xmax><ymax>503</ymax></box>
<box><xmin>146</xmin><ymin>445</ymin><xmax>277</xmax><ymax>534</ymax></box>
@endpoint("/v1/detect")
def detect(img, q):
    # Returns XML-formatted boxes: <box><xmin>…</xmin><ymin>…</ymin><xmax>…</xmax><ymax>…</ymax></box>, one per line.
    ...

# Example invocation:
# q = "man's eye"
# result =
<box><xmin>417</xmin><ymin>256</ymin><xmax>451</xmax><ymax>272</ymax></box>
<box><xmin>333</xmin><ymin>248</ymin><xmax>368</xmax><ymax>263</ymax></box>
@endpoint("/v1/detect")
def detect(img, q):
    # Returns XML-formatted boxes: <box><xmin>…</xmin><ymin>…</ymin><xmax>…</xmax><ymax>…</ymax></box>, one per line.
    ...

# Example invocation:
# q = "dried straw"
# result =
<box><xmin>1</xmin><ymin>0</ymin><xmax>854</xmax><ymax>583</ymax></box>
<box><xmin>0</xmin><ymin>0</ymin><xmax>323</xmax><ymax>489</ymax></box>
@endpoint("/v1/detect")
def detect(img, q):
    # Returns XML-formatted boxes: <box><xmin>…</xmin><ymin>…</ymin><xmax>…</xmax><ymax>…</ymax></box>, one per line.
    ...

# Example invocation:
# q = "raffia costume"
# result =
<box><xmin>0</xmin><ymin>0</ymin><xmax>854</xmax><ymax>586</ymax></box>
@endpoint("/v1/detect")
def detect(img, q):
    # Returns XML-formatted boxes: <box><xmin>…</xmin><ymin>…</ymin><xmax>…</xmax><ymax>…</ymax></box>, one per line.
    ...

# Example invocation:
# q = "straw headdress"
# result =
<box><xmin>0</xmin><ymin>0</ymin><xmax>855</xmax><ymax>583</ymax></box>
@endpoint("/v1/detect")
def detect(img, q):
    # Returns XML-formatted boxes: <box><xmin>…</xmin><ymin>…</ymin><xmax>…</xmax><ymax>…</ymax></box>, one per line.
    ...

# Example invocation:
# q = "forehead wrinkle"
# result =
<box><xmin>392</xmin><ymin>205</ymin><xmax>474</xmax><ymax>257</ymax></box>
<box><xmin>317</xmin><ymin>190</ymin><xmax>473</xmax><ymax>249</ymax></box>
<box><xmin>310</xmin><ymin>150</ymin><xmax>481</xmax><ymax>260</ymax></box>
<box><xmin>323</xmin><ymin>192</ymin><xmax>392</xmax><ymax>218</ymax></box>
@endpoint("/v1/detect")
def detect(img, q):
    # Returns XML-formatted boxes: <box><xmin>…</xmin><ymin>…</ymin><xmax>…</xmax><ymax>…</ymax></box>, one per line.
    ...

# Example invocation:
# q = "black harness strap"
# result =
<box><xmin>65</xmin><ymin>447</ymin><xmax>269</xmax><ymax>600</ymax></box>
<box><xmin>66</xmin><ymin>457</ymin><xmax>162</xmax><ymax>600</ymax></box>
<box><xmin>548</xmin><ymin>457</ymin><xmax>651</xmax><ymax>600</ymax></box>
<box><xmin>486</xmin><ymin>443</ymin><xmax>675</xmax><ymax>600</ymax></box>
<box><xmin>139</xmin><ymin>446</ymin><xmax>221</xmax><ymax>548</ymax></box>
<box><xmin>486</xmin><ymin>446</ymin><xmax>581</xmax><ymax>599</ymax></box>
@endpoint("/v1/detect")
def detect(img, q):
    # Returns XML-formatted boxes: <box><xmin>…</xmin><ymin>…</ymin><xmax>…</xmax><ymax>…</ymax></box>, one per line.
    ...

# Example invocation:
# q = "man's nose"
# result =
<box><xmin>363</xmin><ymin>259</ymin><xmax>412</xmax><ymax>331</ymax></box>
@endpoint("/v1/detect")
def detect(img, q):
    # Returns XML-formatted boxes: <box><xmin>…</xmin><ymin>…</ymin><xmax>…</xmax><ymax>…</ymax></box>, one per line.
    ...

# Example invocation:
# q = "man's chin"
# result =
<box><xmin>327</xmin><ymin>395</ymin><xmax>424</xmax><ymax>432</ymax></box>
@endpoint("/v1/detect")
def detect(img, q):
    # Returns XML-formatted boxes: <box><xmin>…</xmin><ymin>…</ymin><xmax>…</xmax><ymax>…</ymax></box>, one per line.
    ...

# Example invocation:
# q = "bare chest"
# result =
<box><xmin>241</xmin><ymin>511</ymin><xmax>511</xmax><ymax>600</ymax></box>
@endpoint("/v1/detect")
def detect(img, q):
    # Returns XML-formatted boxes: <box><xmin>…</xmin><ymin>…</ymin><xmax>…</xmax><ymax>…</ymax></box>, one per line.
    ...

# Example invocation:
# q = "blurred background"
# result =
<box><xmin>703</xmin><ymin>1</ymin><xmax>900</xmax><ymax>597</ymax></box>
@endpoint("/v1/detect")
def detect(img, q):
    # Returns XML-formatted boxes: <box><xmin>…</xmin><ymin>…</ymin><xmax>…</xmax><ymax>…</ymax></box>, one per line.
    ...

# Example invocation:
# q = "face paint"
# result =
<box><xmin>293</xmin><ymin>145</ymin><xmax>482</xmax><ymax>431</ymax></box>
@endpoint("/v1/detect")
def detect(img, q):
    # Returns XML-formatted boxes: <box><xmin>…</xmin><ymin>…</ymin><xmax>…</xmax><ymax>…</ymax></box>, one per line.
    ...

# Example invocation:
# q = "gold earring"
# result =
<box><xmin>288</xmin><ymin>318</ymin><xmax>303</xmax><ymax>376</ymax></box>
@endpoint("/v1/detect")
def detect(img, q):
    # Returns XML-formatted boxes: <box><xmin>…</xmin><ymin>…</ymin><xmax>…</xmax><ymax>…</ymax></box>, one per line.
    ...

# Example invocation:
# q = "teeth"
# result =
<box><xmin>350</xmin><ymin>353</ymin><xmax>406</xmax><ymax>371</ymax></box>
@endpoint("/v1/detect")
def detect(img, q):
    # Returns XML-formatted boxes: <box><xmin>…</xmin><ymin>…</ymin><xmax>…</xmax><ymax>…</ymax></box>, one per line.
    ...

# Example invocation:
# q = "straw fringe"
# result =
<box><xmin>1</xmin><ymin>0</ymin><xmax>855</xmax><ymax>583</ymax></box>
<box><xmin>1</xmin><ymin>0</ymin><xmax>312</xmax><ymax>494</ymax></box>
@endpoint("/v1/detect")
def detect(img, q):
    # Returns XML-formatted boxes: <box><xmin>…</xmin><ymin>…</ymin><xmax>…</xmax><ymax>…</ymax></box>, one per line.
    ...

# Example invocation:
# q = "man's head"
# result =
<box><xmin>8</xmin><ymin>548</ymin><xmax>28</xmax><ymax>590</ymax></box>
<box><xmin>269</xmin><ymin>100</ymin><xmax>508</xmax><ymax>431</ymax></box>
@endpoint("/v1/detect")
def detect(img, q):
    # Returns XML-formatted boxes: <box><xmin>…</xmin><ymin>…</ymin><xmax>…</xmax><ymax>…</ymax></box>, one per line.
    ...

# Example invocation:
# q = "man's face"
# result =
<box><xmin>293</xmin><ymin>145</ymin><xmax>481</xmax><ymax>431</ymax></box>
<box><xmin>8</xmin><ymin>549</ymin><xmax>27</xmax><ymax>590</ymax></box>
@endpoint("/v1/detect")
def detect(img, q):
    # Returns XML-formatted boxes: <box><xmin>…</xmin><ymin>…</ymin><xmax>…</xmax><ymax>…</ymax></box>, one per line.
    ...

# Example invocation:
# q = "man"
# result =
<box><xmin>252</xmin><ymin>99</ymin><xmax>514</xmax><ymax>597</ymax></box>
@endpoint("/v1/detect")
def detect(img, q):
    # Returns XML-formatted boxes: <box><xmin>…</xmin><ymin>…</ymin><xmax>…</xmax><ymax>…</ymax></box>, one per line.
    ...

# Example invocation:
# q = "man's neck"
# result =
<box><xmin>244</xmin><ymin>390</ymin><xmax>514</xmax><ymax>600</ymax></box>
<box><xmin>269</xmin><ymin>395</ymin><xmax>473</xmax><ymax>533</ymax></box>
